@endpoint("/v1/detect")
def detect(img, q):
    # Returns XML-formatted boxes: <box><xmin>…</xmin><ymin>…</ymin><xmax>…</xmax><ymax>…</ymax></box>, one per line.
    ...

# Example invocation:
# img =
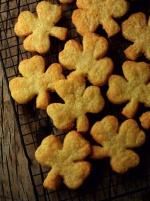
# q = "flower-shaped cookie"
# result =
<box><xmin>107</xmin><ymin>61</ymin><xmax>150</xmax><ymax>118</ymax></box>
<box><xmin>35</xmin><ymin>131</ymin><xmax>91</xmax><ymax>189</ymax></box>
<box><xmin>140</xmin><ymin>112</ymin><xmax>150</xmax><ymax>129</ymax></box>
<box><xmin>72</xmin><ymin>0</ymin><xmax>128</xmax><ymax>37</ymax></box>
<box><xmin>59</xmin><ymin>33</ymin><xmax>113</xmax><ymax>86</ymax></box>
<box><xmin>91</xmin><ymin>116</ymin><xmax>145</xmax><ymax>173</ymax></box>
<box><xmin>47</xmin><ymin>74</ymin><xmax>105</xmax><ymax>132</ymax></box>
<box><xmin>9</xmin><ymin>56</ymin><xmax>64</xmax><ymax>109</ymax></box>
<box><xmin>122</xmin><ymin>12</ymin><xmax>150</xmax><ymax>60</ymax></box>
<box><xmin>14</xmin><ymin>1</ymin><xmax>67</xmax><ymax>53</ymax></box>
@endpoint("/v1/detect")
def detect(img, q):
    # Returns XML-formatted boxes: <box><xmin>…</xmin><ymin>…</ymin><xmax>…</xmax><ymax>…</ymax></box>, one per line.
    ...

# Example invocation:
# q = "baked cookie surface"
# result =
<box><xmin>9</xmin><ymin>56</ymin><xmax>64</xmax><ymax>109</ymax></box>
<box><xmin>72</xmin><ymin>0</ymin><xmax>128</xmax><ymax>36</ymax></box>
<box><xmin>107</xmin><ymin>61</ymin><xmax>150</xmax><ymax>118</ymax></box>
<box><xmin>47</xmin><ymin>74</ymin><xmax>105</xmax><ymax>132</ymax></box>
<box><xmin>59</xmin><ymin>33</ymin><xmax>113</xmax><ymax>86</ymax></box>
<box><xmin>91</xmin><ymin>116</ymin><xmax>145</xmax><ymax>173</ymax></box>
<box><xmin>140</xmin><ymin>112</ymin><xmax>150</xmax><ymax>129</ymax></box>
<box><xmin>122</xmin><ymin>12</ymin><xmax>150</xmax><ymax>60</ymax></box>
<box><xmin>35</xmin><ymin>131</ymin><xmax>91</xmax><ymax>189</ymax></box>
<box><xmin>14</xmin><ymin>1</ymin><xmax>67</xmax><ymax>53</ymax></box>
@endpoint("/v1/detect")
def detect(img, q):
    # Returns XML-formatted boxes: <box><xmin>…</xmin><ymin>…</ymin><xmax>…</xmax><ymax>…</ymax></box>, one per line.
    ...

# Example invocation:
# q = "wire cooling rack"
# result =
<box><xmin>1</xmin><ymin>0</ymin><xmax>150</xmax><ymax>200</ymax></box>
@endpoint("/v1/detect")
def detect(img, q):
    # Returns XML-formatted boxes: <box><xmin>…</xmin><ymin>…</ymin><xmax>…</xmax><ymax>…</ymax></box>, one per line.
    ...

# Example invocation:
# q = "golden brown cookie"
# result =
<box><xmin>9</xmin><ymin>56</ymin><xmax>64</xmax><ymax>109</ymax></box>
<box><xmin>122</xmin><ymin>12</ymin><xmax>150</xmax><ymax>60</ymax></box>
<box><xmin>107</xmin><ymin>61</ymin><xmax>150</xmax><ymax>118</ymax></box>
<box><xmin>14</xmin><ymin>1</ymin><xmax>67</xmax><ymax>53</ymax></box>
<box><xmin>140</xmin><ymin>112</ymin><xmax>150</xmax><ymax>129</ymax></box>
<box><xmin>91</xmin><ymin>116</ymin><xmax>145</xmax><ymax>173</ymax></box>
<box><xmin>59</xmin><ymin>33</ymin><xmax>113</xmax><ymax>86</ymax></box>
<box><xmin>35</xmin><ymin>131</ymin><xmax>91</xmax><ymax>190</ymax></box>
<box><xmin>72</xmin><ymin>0</ymin><xmax>128</xmax><ymax>37</ymax></box>
<box><xmin>47</xmin><ymin>74</ymin><xmax>105</xmax><ymax>132</ymax></box>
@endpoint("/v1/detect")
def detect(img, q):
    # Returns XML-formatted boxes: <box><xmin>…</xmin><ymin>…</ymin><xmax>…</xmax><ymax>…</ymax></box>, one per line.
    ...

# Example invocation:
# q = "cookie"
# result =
<box><xmin>9</xmin><ymin>56</ymin><xmax>64</xmax><ymax>109</ymax></box>
<box><xmin>91</xmin><ymin>116</ymin><xmax>145</xmax><ymax>173</ymax></box>
<box><xmin>140</xmin><ymin>112</ymin><xmax>150</xmax><ymax>129</ymax></box>
<box><xmin>35</xmin><ymin>131</ymin><xmax>91</xmax><ymax>189</ymax></box>
<box><xmin>122</xmin><ymin>12</ymin><xmax>150</xmax><ymax>60</ymax></box>
<box><xmin>14</xmin><ymin>1</ymin><xmax>67</xmax><ymax>53</ymax></box>
<box><xmin>72</xmin><ymin>0</ymin><xmax>128</xmax><ymax>37</ymax></box>
<box><xmin>47</xmin><ymin>74</ymin><xmax>105</xmax><ymax>132</ymax></box>
<box><xmin>107</xmin><ymin>61</ymin><xmax>150</xmax><ymax>118</ymax></box>
<box><xmin>59</xmin><ymin>33</ymin><xmax>113</xmax><ymax>86</ymax></box>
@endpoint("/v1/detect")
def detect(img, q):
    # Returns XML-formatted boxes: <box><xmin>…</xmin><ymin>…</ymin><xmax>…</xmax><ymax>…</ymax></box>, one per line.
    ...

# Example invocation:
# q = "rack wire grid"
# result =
<box><xmin>1</xmin><ymin>0</ymin><xmax>150</xmax><ymax>201</ymax></box>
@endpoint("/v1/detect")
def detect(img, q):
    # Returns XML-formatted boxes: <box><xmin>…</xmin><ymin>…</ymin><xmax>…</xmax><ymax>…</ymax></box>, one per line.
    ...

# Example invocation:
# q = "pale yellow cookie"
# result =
<box><xmin>91</xmin><ymin>116</ymin><xmax>145</xmax><ymax>173</ymax></box>
<box><xmin>72</xmin><ymin>0</ymin><xmax>128</xmax><ymax>37</ymax></box>
<box><xmin>14</xmin><ymin>1</ymin><xmax>67</xmax><ymax>53</ymax></box>
<box><xmin>107</xmin><ymin>61</ymin><xmax>150</xmax><ymax>118</ymax></box>
<box><xmin>9</xmin><ymin>56</ymin><xmax>64</xmax><ymax>109</ymax></box>
<box><xmin>35</xmin><ymin>131</ymin><xmax>91</xmax><ymax>190</ymax></box>
<box><xmin>122</xmin><ymin>12</ymin><xmax>150</xmax><ymax>60</ymax></box>
<box><xmin>47</xmin><ymin>74</ymin><xmax>105</xmax><ymax>132</ymax></box>
<box><xmin>59</xmin><ymin>33</ymin><xmax>113</xmax><ymax>86</ymax></box>
<box><xmin>140</xmin><ymin>112</ymin><xmax>150</xmax><ymax>129</ymax></box>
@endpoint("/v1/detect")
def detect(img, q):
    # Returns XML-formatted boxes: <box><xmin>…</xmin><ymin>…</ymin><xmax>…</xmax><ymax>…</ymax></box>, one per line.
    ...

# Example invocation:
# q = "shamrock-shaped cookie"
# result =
<box><xmin>122</xmin><ymin>12</ymin><xmax>150</xmax><ymax>60</ymax></box>
<box><xmin>72</xmin><ymin>0</ymin><xmax>128</xmax><ymax>37</ymax></box>
<box><xmin>107</xmin><ymin>61</ymin><xmax>150</xmax><ymax>118</ymax></box>
<box><xmin>140</xmin><ymin>112</ymin><xmax>150</xmax><ymax>129</ymax></box>
<box><xmin>35</xmin><ymin>131</ymin><xmax>91</xmax><ymax>189</ymax></box>
<box><xmin>59</xmin><ymin>33</ymin><xmax>113</xmax><ymax>86</ymax></box>
<box><xmin>9</xmin><ymin>56</ymin><xmax>64</xmax><ymax>109</ymax></box>
<box><xmin>14</xmin><ymin>1</ymin><xmax>67</xmax><ymax>53</ymax></box>
<box><xmin>47</xmin><ymin>74</ymin><xmax>104</xmax><ymax>132</ymax></box>
<box><xmin>91</xmin><ymin>116</ymin><xmax>145</xmax><ymax>173</ymax></box>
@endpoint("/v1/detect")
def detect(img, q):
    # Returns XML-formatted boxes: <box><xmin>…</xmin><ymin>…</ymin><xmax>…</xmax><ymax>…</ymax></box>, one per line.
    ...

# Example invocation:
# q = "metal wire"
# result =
<box><xmin>1</xmin><ymin>0</ymin><xmax>150</xmax><ymax>201</ymax></box>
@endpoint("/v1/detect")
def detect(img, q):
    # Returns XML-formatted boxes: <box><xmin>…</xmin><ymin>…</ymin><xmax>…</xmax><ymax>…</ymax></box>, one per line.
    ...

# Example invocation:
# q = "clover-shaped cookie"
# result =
<box><xmin>72</xmin><ymin>0</ymin><xmax>128</xmax><ymax>37</ymax></box>
<box><xmin>122</xmin><ymin>12</ymin><xmax>150</xmax><ymax>60</ymax></box>
<box><xmin>140</xmin><ymin>112</ymin><xmax>150</xmax><ymax>129</ymax></box>
<box><xmin>47</xmin><ymin>74</ymin><xmax>104</xmax><ymax>132</ymax></box>
<box><xmin>107</xmin><ymin>61</ymin><xmax>150</xmax><ymax>118</ymax></box>
<box><xmin>59</xmin><ymin>33</ymin><xmax>113</xmax><ymax>86</ymax></box>
<box><xmin>35</xmin><ymin>131</ymin><xmax>91</xmax><ymax>189</ymax></box>
<box><xmin>91</xmin><ymin>116</ymin><xmax>145</xmax><ymax>173</ymax></box>
<box><xmin>14</xmin><ymin>1</ymin><xmax>67</xmax><ymax>53</ymax></box>
<box><xmin>9</xmin><ymin>56</ymin><xmax>64</xmax><ymax>109</ymax></box>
